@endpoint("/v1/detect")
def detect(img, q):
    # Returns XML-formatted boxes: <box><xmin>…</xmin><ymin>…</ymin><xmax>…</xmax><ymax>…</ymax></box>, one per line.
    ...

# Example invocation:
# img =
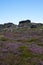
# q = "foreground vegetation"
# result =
<box><xmin>0</xmin><ymin>21</ymin><xmax>43</xmax><ymax>65</ymax></box>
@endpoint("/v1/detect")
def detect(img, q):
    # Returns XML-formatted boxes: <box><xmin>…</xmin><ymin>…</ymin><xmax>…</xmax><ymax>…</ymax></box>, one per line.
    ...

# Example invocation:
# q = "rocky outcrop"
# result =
<box><xmin>0</xmin><ymin>23</ymin><xmax>17</xmax><ymax>32</ymax></box>
<box><xmin>4</xmin><ymin>23</ymin><xmax>14</xmax><ymax>28</ymax></box>
<box><xmin>31</xmin><ymin>24</ymin><xmax>37</xmax><ymax>28</ymax></box>
<box><xmin>18</xmin><ymin>20</ymin><xmax>43</xmax><ymax>28</ymax></box>
<box><xmin>18</xmin><ymin>20</ymin><xmax>31</xmax><ymax>28</ymax></box>
<box><xmin>0</xmin><ymin>20</ymin><xmax>43</xmax><ymax>31</ymax></box>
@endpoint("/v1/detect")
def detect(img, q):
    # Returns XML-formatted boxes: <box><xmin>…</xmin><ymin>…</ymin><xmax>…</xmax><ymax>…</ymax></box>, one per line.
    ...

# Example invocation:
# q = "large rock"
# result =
<box><xmin>4</xmin><ymin>23</ymin><xmax>14</xmax><ymax>28</ymax></box>
<box><xmin>0</xmin><ymin>24</ymin><xmax>4</xmax><ymax>31</ymax></box>
<box><xmin>18</xmin><ymin>20</ymin><xmax>31</xmax><ymax>28</ymax></box>
<box><xmin>0</xmin><ymin>23</ymin><xmax>18</xmax><ymax>32</ymax></box>
<box><xmin>31</xmin><ymin>24</ymin><xmax>37</xmax><ymax>28</ymax></box>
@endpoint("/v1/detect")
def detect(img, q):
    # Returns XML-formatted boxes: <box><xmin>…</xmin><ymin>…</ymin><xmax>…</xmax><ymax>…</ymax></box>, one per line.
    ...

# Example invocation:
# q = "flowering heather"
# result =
<box><xmin>0</xmin><ymin>27</ymin><xmax>43</xmax><ymax>65</ymax></box>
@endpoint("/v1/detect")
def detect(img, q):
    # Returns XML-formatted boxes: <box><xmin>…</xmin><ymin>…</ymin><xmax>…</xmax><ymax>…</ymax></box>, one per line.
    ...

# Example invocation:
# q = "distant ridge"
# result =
<box><xmin>0</xmin><ymin>19</ymin><xmax>43</xmax><ymax>31</ymax></box>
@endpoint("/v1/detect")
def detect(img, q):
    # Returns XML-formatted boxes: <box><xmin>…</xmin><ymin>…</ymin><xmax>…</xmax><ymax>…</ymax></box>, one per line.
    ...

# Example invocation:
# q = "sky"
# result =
<box><xmin>0</xmin><ymin>0</ymin><xmax>43</xmax><ymax>24</ymax></box>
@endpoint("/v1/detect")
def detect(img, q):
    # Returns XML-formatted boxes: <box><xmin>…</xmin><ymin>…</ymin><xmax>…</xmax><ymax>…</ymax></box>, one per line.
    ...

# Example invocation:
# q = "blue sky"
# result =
<box><xmin>0</xmin><ymin>0</ymin><xmax>43</xmax><ymax>24</ymax></box>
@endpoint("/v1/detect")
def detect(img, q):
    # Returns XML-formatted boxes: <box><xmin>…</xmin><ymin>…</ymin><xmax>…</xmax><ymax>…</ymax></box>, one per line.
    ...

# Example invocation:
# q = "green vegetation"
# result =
<box><xmin>18</xmin><ymin>45</ymin><xmax>43</xmax><ymax>65</ymax></box>
<box><xmin>0</xmin><ymin>35</ymin><xmax>9</xmax><ymax>41</ymax></box>
<box><xmin>0</xmin><ymin>21</ymin><xmax>43</xmax><ymax>65</ymax></box>
<box><xmin>37</xmin><ymin>44</ymin><xmax>43</xmax><ymax>47</ymax></box>
<box><xmin>19</xmin><ymin>46</ymin><xmax>35</xmax><ymax>58</ymax></box>
<box><xmin>16</xmin><ymin>38</ymin><xmax>40</xmax><ymax>43</ymax></box>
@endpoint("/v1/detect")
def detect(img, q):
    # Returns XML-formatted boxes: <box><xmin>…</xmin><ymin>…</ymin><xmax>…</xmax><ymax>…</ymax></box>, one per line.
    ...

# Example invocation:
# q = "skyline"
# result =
<box><xmin>0</xmin><ymin>0</ymin><xmax>43</xmax><ymax>24</ymax></box>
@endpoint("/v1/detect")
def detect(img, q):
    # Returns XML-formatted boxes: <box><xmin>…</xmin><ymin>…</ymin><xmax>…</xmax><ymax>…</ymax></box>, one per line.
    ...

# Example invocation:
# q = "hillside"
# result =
<box><xmin>0</xmin><ymin>20</ymin><xmax>43</xmax><ymax>65</ymax></box>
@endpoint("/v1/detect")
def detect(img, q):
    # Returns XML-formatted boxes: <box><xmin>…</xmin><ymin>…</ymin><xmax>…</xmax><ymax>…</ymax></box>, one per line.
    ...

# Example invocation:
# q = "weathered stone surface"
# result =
<box><xmin>18</xmin><ymin>20</ymin><xmax>31</xmax><ymax>28</ymax></box>
<box><xmin>0</xmin><ymin>23</ymin><xmax>18</xmax><ymax>32</ymax></box>
<box><xmin>31</xmin><ymin>24</ymin><xmax>37</xmax><ymax>28</ymax></box>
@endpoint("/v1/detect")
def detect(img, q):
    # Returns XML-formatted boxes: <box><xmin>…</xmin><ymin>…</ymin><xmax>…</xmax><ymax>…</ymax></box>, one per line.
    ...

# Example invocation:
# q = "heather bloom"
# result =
<box><xmin>29</xmin><ymin>44</ymin><xmax>43</xmax><ymax>54</ymax></box>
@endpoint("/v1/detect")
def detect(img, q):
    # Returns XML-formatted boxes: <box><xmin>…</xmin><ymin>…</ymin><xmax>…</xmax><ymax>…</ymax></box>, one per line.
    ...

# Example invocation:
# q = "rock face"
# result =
<box><xmin>18</xmin><ymin>20</ymin><xmax>43</xmax><ymax>28</ymax></box>
<box><xmin>0</xmin><ymin>20</ymin><xmax>43</xmax><ymax>31</ymax></box>
<box><xmin>31</xmin><ymin>24</ymin><xmax>37</xmax><ymax>28</ymax></box>
<box><xmin>4</xmin><ymin>23</ymin><xmax>14</xmax><ymax>28</ymax></box>
<box><xmin>18</xmin><ymin>20</ymin><xmax>31</xmax><ymax>28</ymax></box>
<box><xmin>0</xmin><ymin>23</ymin><xmax>17</xmax><ymax>32</ymax></box>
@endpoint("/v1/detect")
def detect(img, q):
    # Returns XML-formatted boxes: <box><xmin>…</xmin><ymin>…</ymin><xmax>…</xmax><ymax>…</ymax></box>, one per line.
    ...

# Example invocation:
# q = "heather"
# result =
<box><xmin>0</xmin><ymin>20</ymin><xmax>43</xmax><ymax>65</ymax></box>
